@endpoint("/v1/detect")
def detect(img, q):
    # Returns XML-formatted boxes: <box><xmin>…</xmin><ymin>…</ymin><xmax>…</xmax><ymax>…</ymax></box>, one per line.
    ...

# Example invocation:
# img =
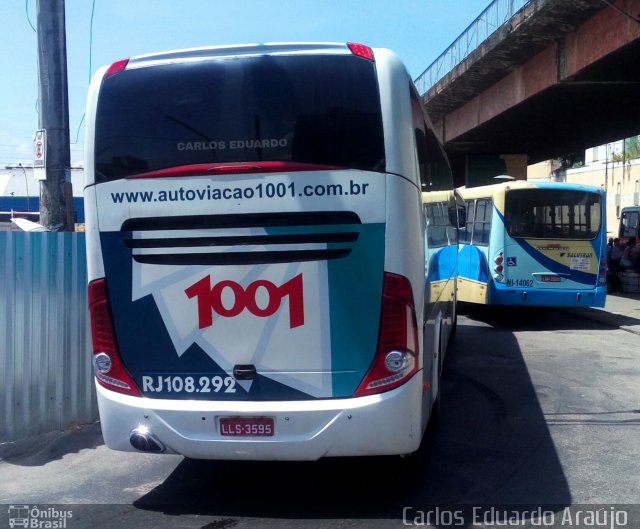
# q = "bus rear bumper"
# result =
<box><xmin>490</xmin><ymin>285</ymin><xmax>607</xmax><ymax>307</ymax></box>
<box><xmin>95</xmin><ymin>374</ymin><xmax>425</xmax><ymax>460</ymax></box>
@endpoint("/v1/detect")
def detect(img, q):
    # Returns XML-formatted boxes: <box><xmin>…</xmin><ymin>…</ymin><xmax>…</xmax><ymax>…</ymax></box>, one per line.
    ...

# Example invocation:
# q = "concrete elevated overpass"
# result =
<box><xmin>417</xmin><ymin>0</ymin><xmax>640</xmax><ymax>186</ymax></box>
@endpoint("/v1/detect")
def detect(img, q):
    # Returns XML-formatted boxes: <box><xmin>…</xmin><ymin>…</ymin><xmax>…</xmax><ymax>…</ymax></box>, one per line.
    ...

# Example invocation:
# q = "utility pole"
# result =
<box><xmin>37</xmin><ymin>0</ymin><xmax>73</xmax><ymax>231</ymax></box>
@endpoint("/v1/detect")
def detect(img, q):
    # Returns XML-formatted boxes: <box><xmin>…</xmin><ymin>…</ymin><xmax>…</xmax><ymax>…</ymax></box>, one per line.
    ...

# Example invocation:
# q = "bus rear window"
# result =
<box><xmin>94</xmin><ymin>55</ymin><xmax>385</xmax><ymax>181</ymax></box>
<box><xmin>505</xmin><ymin>189</ymin><xmax>601</xmax><ymax>240</ymax></box>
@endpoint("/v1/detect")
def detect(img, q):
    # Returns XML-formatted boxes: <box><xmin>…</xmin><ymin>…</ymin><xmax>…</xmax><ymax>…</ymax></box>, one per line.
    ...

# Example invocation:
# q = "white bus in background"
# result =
<box><xmin>84</xmin><ymin>42</ymin><xmax>459</xmax><ymax>460</ymax></box>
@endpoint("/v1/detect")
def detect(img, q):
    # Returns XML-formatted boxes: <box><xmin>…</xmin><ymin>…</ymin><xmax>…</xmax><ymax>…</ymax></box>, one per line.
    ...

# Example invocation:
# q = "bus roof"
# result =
<box><xmin>126</xmin><ymin>43</ymin><xmax>360</xmax><ymax>69</ymax></box>
<box><xmin>457</xmin><ymin>180</ymin><xmax>603</xmax><ymax>200</ymax></box>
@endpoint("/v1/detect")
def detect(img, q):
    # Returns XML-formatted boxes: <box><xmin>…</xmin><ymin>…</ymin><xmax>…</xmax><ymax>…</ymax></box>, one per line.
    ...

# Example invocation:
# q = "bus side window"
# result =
<box><xmin>449</xmin><ymin>193</ymin><xmax>466</xmax><ymax>243</ymax></box>
<box><xmin>410</xmin><ymin>86</ymin><xmax>452</xmax><ymax>192</ymax></box>
<box><xmin>461</xmin><ymin>200</ymin><xmax>475</xmax><ymax>243</ymax></box>
<box><xmin>450</xmin><ymin>191</ymin><xmax>467</xmax><ymax>230</ymax></box>
<box><xmin>410</xmin><ymin>87</ymin><xmax>430</xmax><ymax>191</ymax></box>
<box><xmin>472</xmin><ymin>199</ymin><xmax>492</xmax><ymax>246</ymax></box>
<box><xmin>415</xmin><ymin>127</ymin><xmax>430</xmax><ymax>191</ymax></box>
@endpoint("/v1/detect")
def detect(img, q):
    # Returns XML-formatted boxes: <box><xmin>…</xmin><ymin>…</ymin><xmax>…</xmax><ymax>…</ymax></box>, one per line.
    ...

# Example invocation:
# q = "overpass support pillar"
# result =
<box><xmin>449</xmin><ymin>153</ymin><xmax>528</xmax><ymax>188</ymax></box>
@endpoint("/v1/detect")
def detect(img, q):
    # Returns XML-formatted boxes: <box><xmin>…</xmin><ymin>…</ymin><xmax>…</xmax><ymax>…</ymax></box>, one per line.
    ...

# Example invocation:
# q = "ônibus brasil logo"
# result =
<box><xmin>7</xmin><ymin>505</ymin><xmax>73</xmax><ymax>528</ymax></box>
<box><xmin>185</xmin><ymin>273</ymin><xmax>304</xmax><ymax>330</ymax></box>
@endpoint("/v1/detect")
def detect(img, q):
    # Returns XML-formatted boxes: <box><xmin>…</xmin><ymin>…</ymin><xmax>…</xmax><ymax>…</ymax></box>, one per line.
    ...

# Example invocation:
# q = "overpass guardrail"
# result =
<box><xmin>415</xmin><ymin>0</ymin><xmax>532</xmax><ymax>95</ymax></box>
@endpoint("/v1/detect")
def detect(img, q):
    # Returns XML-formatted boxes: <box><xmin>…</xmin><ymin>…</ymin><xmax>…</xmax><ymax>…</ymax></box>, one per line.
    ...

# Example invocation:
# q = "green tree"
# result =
<box><xmin>612</xmin><ymin>136</ymin><xmax>640</xmax><ymax>162</ymax></box>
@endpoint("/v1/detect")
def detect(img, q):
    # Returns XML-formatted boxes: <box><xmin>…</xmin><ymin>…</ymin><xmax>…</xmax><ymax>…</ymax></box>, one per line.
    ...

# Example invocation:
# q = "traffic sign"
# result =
<box><xmin>34</xmin><ymin>129</ymin><xmax>46</xmax><ymax>168</ymax></box>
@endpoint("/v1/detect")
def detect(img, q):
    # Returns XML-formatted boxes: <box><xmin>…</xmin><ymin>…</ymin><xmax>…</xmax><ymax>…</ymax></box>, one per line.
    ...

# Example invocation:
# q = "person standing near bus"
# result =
<box><xmin>620</xmin><ymin>237</ymin><xmax>638</xmax><ymax>269</ymax></box>
<box><xmin>608</xmin><ymin>238</ymin><xmax>624</xmax><ymax>292</ymax></box>
<box><xmin>609</xmin><ymin>238</ymin><xmax>624</xmax><ymax>269</ymax></box>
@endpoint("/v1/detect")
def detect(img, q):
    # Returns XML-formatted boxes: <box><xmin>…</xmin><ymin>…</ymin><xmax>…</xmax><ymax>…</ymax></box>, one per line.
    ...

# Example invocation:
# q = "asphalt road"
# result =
<box><xmin>1</xmin><ymin>304</ymin><xmax>639</xmax><ymax>529</ymax></box>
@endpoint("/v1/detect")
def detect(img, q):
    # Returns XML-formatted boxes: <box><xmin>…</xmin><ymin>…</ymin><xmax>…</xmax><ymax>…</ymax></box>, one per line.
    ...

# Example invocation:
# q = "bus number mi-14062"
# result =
<box><xmin>506</xmin><ymin>278</ymin><xmax>534</xmax><ymax>288</ymax></box>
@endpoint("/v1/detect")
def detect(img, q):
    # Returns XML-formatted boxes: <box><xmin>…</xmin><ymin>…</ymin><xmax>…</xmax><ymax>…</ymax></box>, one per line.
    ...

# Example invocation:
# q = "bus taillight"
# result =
<box><xmin>104</xmin><ymin>58</ymin><xmax>129</xmax><ymax>78</ymax></box>
<box><xmin>88</xmin><ymin>279</ymin><xmax>141</xmax><ymax>396</ymax></box>
<box><xmin>347</xmin><ymin>42</ymin><xmax>375</xmax><ymax>61</ymax></box>
<box><xmin>599</xmin><ymin>259</ymin><xmax>608</xmax><ymax>281</ymax></box>
<box><xmin>493</xmin><ymin>253</ymin><xmax>505</xmax><ymax>282</ymax></box>
<box><xmin>354</xmin><ymin>273</ymin><xmax>418</xmax><ymax>397</ymax></box>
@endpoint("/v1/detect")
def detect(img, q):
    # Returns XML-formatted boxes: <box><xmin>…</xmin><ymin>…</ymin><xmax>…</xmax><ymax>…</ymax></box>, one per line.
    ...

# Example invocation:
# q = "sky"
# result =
<box><xmin>0</xmin><ymin>0</ymin><xmax>489</xmax><ymax>167</ymax></box>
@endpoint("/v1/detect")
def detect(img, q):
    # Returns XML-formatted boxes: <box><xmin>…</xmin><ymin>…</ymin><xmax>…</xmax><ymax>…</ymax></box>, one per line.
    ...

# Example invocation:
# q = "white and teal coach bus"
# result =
<box><xmin>84</xmin><ymin>42</ymin><xmax>459</xmax><ymax>459</ymax></box>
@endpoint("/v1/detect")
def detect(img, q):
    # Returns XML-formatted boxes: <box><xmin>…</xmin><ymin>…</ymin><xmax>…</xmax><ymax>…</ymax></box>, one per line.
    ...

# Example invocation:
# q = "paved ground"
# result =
<box><xmin>0</xmin><ymin>292</ymin><xmax>639</xmax><ymax>528</ymax></box>
<box><xmin>569</xmin><ymin>291</ymin><xmax>640</xmax><ymax>335</ymax></box>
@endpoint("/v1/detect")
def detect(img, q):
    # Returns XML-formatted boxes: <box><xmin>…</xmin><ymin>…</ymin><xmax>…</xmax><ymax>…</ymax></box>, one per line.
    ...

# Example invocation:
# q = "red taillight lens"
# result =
<box><xmin>599</xmin><ymin>259</ymin><xmax>607</xmax><ymax>276</ymax></box>
<box><xmin>354</xmin><ymin>273</ymin><xmax>419</xmax><ymax>397</ymax></box>
<box><xmin>88</xmin><ymin>280</ymin><xmax>116</xmax><ymax>354</ymax></box>
<box><xmin>104</xmin><ymin>58</ymin><xmax>129</xmax><ymax>78</ymax></box>
<box><xmin>88</xmin><ymin>279</ymin><xmax>141</xmax><ymax>396</ymax></box>
<box><xmin>495</xmin><ymin>265</ymin><xmax>504</xmax><ymax>273</ymax></box>
<box><xmin>347</xmin><ymin>42</ymin><xmax>375</xmax><ymax>61</ymax></box>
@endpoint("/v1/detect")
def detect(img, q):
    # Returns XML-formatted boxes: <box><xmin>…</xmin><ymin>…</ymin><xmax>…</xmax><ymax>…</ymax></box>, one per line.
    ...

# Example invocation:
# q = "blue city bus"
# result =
<box><xmin>457</xmin><ymin>180</ymin><xmax>607</xmax><ymax>307</ymax></box>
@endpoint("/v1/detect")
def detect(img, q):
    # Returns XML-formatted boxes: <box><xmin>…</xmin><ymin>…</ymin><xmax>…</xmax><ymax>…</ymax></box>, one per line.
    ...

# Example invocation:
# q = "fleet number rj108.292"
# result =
<box><xmin>141</xmin><ymin>375</ymin><xmax>237</xmax><ymax>394</ymax></box>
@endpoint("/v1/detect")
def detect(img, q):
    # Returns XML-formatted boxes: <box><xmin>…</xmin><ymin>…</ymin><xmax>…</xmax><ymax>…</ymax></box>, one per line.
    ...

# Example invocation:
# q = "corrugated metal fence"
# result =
<box><xmin>0</xmin><ymin>232</ymin><xmax>97</xmax><ymax>442</ymax></box>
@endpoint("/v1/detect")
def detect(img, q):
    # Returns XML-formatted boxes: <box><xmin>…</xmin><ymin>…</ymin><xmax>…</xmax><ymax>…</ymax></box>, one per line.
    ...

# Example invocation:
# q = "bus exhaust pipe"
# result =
<box><xmin>130</xmin><ymin>427</ymin><xmax>165</xmax><ymax>453</ymax></box>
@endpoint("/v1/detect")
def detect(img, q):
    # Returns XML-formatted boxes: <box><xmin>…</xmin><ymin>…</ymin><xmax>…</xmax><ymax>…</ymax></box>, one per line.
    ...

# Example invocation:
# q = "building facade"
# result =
<box><xmin>528</xmin><ymin>138</ymin><xmax>640</xmax><ymax>238</ymax></box>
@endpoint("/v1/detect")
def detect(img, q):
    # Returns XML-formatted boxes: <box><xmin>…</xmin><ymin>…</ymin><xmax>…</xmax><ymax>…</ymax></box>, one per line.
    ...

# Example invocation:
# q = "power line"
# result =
<box><xmin>26</xmin><ymin>0</ymin><xmax>41</xmax><ymax>126</ymax></box>
<box><xmin>25</xmin><ymin>0</ymin><xmax>36</xmax><ymax>31</ymax></box>
<box><xmin>71</xmin><ymin>0</ymin><xmax>97</xmax><ymax>148</ymax></box>
<box><xmin>89</xmin><ymin>0</ymin><xmax>97</xmax><ymax>82</ymax></box>
<box><xmin>72</xmin><ymin>115</ymin><xmax>85</xmax><ymax>145</ymax></box>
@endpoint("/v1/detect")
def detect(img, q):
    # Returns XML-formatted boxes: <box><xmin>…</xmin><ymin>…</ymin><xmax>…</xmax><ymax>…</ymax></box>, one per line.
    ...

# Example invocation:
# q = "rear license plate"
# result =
<box><xmin>541</xmin><ymin>275</ymin><xmax>561</xmax><ymax>282</ymax></box>
<box><xmin>219</xmin><ymin>417</ymin><xmax>275</xmax><ymax>437</ymax></box>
